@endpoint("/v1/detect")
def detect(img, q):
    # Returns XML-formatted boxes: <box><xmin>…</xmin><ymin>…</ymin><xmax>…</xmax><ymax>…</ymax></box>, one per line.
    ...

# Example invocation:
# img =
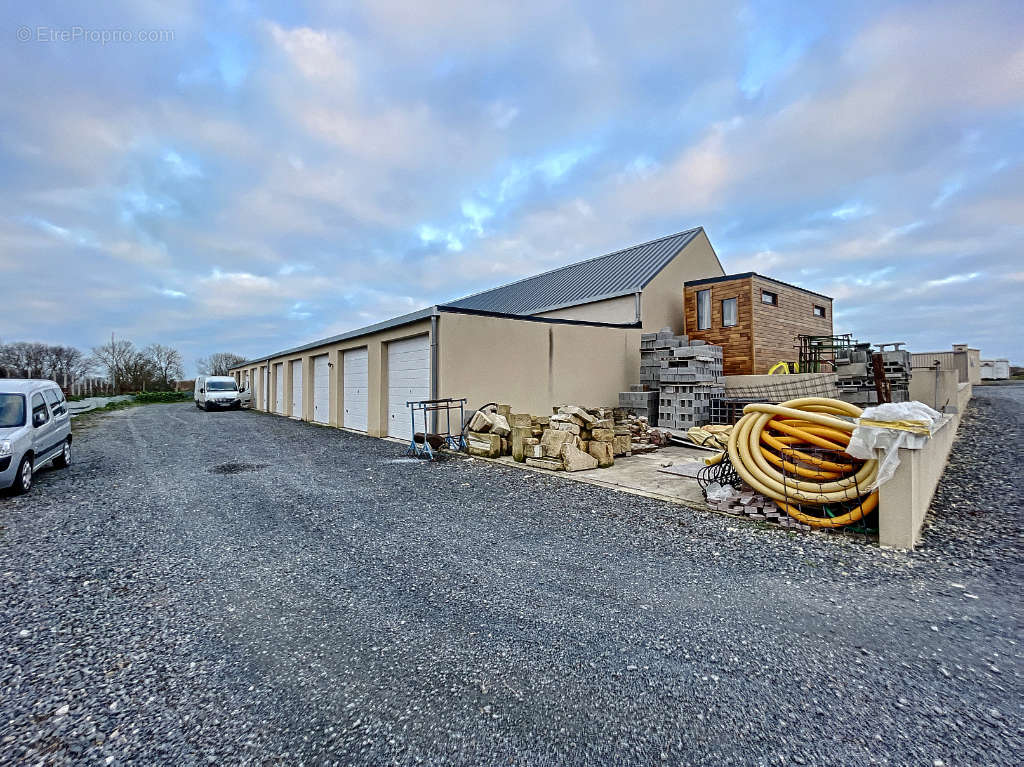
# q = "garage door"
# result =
<box><xmin>274</xmin><ymin>364</ymin><xmax>284</xmax><ymax>414</ymax></box>
<box><xmin>312</xmin><ymin>354</ymin><xmax>329</xmax><ymax>424</ymax></box>
<box><xmin>387</xmin><ymin>335</ymin><xmax>430</xmax><ymax>441</ymax></box>
<box><xmin>291</xmin><ymin>360</ymin><xmax>303</xmax><ymax>418</ymax></box>
<box><xmin>343</xmin><ymin>348</ymin><xmax>368</xmax><ymax>431</ymax></box>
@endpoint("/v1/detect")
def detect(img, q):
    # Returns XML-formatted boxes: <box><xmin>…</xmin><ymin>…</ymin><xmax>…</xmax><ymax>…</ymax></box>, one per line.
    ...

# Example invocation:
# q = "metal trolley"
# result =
<box><xmin>405</xmin><ymin>397</ymin><xmax>468</xmax><ymax>459</ymax></box>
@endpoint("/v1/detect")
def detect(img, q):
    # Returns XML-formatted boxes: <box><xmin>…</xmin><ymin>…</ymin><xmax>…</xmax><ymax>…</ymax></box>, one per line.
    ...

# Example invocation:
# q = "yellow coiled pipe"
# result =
<box><xmin>719</xmin><ymin>397</ymin><xmax>878</xmax><ymax>529</ymax></box>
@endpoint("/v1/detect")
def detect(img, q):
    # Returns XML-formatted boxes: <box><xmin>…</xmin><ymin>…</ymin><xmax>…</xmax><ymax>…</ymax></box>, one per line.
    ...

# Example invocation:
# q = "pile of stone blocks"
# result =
<box><xmin>835</xmin><ymin>343</ymin><xmax>910</xmax><ymax>406</ymax></box>
<box><xmin>622</xmin><ymin>327</ymin><xmax>724</xmax><ymax>430</ymax></box>
<box><xmin>704</xmin><ymin>490</ymin><xmax>813</xmax><ymax>531</ymax></box>
<box><xmin>465</xmin><ymin>405</ymin><xmax>514</xmax><ymax>457</ymax></box>
<box><xmin>520</xmin><ymin>405</ymin><xmax>633</xmax><ymax>472</ymax></box>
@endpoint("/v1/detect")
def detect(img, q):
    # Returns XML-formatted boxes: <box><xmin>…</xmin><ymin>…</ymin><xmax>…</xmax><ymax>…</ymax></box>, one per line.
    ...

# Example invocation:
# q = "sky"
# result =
<box><xmin>1</xmin><ymin>0</ymin><xmax>1022</xmax><ymax>373</ymax></box>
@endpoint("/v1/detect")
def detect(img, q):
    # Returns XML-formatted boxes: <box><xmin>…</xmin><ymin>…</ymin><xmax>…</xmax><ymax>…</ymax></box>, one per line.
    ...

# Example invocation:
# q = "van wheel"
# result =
<box><xmin>53</xmin><ymin>439</ymin><xmax>71</xmax><ymax>469</ymax></box>
<box><xmin>13</xmin><ymin>456</ymin><xmax>32</xmax><ymax>494</ymax></box>
<box><xmin>195</xmin><ymin>400</ymin><xmax>201</xmax><ymax>408</ymax></box>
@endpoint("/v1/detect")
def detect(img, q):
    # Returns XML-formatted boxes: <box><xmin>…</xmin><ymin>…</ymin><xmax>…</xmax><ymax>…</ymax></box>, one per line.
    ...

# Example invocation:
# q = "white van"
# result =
<box><xmin>194</xmin><ymin>375</ymin><xmax>242</xmax><ymax>411</ymax></box>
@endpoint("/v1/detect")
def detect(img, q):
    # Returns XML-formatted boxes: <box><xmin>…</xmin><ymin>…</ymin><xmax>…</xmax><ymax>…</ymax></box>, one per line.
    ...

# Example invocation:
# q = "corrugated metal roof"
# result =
<box><xmin>445</xmin><ymin>227</ymin><xmax>703</xmax><ymax>315</ymax></box>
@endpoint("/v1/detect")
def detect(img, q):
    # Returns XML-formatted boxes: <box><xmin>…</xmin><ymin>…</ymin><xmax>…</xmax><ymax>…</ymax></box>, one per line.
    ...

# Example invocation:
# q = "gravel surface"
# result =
<box><xmin>1</xmin><ymin>387</ymin><xmax>1021</xmax><ymax>766</ymax></box>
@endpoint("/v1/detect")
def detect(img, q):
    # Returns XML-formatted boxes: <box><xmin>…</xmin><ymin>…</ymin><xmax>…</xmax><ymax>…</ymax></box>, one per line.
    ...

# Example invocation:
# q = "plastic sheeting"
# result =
<box><xmin>847</xmin><ymin>401</ymin><xmax>944</xmax><ymax>490</ymax></box>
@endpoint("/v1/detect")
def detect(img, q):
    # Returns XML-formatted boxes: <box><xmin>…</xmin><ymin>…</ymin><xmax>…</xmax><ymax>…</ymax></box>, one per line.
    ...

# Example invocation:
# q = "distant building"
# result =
<box><xmin>979</xmin><ymin>359</ymin><xmax>1010</xmax><ymax>380</ymax></box>
<box><xmin>911</xmin><ymin>343</ymin><xmax>981</xmax><ymax>385</ymax></box>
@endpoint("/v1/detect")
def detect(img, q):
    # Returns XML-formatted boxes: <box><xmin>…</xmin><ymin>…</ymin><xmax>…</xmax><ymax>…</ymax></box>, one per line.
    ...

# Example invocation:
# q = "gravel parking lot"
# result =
<box><xmin>2</xmin><ymin>387</ymin><xmax>1021</xmax><ymax>765</ymax></box>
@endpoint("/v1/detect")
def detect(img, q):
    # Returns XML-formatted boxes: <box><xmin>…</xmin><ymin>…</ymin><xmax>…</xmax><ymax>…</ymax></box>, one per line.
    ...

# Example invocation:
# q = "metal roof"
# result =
<box><xmin>445</xmin><ymin>227</ymin><xmax>703</xmax><ymax>315</ymax></box>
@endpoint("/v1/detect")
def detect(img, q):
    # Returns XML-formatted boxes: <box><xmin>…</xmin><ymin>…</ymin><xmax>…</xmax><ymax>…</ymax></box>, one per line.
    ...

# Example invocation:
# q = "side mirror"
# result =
<box><xmin>200</xmin><ymin>388</ymin><xmax>205</xmax><ymax>393</ymax></box>
<box><xmin>33</xmin><ymin>412</ymin><xmax>46</xmax><ymax>427</ymax></box>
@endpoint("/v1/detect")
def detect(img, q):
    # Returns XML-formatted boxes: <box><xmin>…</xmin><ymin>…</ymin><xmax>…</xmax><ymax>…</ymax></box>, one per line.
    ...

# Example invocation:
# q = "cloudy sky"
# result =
<box><xmin>2</xmin><ymin>0</ymin><xmax>1022</xmax><ymax>371</ymax></box>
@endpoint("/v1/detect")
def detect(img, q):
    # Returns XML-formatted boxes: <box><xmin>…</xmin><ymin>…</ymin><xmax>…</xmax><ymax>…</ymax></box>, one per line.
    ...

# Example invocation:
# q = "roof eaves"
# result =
<box><xmin>233</xmin><ymin>306</ymin><xmax>438</xmax><ymax>368</ymax></box>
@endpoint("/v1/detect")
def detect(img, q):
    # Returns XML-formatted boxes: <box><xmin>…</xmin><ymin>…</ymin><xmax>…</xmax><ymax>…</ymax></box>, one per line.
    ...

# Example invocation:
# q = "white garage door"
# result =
<box><xmin>274</xmin><ymin>364</ymin><xmax>284</xmax><ymax>414</ymax></box>
<box><xmin>343</xmin><ymin>347</ymin><xmax>368</xmax><ymax>431</ymax></box>
<box><xmin>312</xmin><ymin>354</ymin><xmax>329</xmax><ymax>424</ymax></box>
<box><xmin>387</xmin><ymin>335</ymin><xmax>430</xmax><ymax>441</ymax></box>
<box><xmin>291</xmin><ymin>360</ymin><xmax>303</xmax><ymax>418</ymax></box>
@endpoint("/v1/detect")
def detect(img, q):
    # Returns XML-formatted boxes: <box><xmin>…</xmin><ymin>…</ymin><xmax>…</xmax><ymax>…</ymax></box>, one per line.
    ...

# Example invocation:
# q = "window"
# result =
<box><xmin>722</xmin><ymin>297</ymin><xmax>738</xmax><ymax>327</ymax></box>
<box><xmin>206</xmin><ymin>380</ymin><xmax>238</xmax><ymax>391</ymax></box>
<box><xmin>761</xmin><ymin>289</ymin><xmax>778</xmax><ymax>305</ymax></box>
<box><xmin>813</xmin><ymin>305</ymin><xmax>826</xmax><ymax>318</ymax></box>
<box><xmin>697</xmin><ymin>289</ymin><xmax>711</xmax><ymax>330</ymax></box>
<box><xmin>0</xmin><ymin>394</ymin><xmax>26</xmax><ymax>428</ymax></box>
<box><xmin>31</xmin><ymin>393</ymin><xmax>50</xmax><ymax>426</ymax></box>
<box><xmin>43</xmin><ymin>388</ymin><xmax>66</xmax><ymax>416</ymax></box>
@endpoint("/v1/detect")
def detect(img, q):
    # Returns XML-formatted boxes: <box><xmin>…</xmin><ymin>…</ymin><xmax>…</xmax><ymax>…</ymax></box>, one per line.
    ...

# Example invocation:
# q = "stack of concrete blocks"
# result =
<box><xmin>623</xmin><ymin>328</ymin><xmax>725</xmax><ymax>430</ymax></box>
<box><xmin>835</xmin><ymin>343</ymin><xmax>911</xmax><ymax>406</ymax></box>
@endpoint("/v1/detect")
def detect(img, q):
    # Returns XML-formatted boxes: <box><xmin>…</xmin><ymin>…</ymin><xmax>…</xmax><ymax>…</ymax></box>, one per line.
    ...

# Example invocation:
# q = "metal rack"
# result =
<box><xmin>797</xmin><ymin>333</ymin><xmax>857</xmax><ymax>373</ymax></box>
<box><xmin>405</xmin><ymin>398</ymin><xmax>468</xmax><ymax>459</ymax></box>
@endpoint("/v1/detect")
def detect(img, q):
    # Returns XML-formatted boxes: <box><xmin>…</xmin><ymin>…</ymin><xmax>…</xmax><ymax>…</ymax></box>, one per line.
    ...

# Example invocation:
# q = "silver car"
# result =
<box><xmin>0</xmin><ymin>379</ymin><xmax>73</xmax><ymax>494</ymax></box>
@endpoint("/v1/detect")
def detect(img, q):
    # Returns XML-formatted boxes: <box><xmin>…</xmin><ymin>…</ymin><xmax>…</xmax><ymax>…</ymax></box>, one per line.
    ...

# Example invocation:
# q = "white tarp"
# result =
<box><xmin>847</xmin><ymin>401</ymin><xmax>944</xmax><ymax>490</ymax></box>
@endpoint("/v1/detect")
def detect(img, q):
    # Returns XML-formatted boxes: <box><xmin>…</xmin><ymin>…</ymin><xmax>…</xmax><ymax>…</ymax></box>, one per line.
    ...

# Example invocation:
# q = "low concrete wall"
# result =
<box><xmin>877</xmin><ymin>387</ymin><xmax>971</xmax><ymax>549</ymax></box>
<box><xmin>909</xmin><ymin>368</ymin><xmax>961</xmax><ymax>413</ymax></box>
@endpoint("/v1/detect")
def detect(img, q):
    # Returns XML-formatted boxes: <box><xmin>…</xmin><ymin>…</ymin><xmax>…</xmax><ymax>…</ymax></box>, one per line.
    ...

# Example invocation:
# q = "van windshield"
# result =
<box><xmin>207</xmin><ymin>380</ymin><xmax>237</xmax><ymax>391</ymax></box>
<box><xmin>0</xmin><ymin>394</ymin><xmax>27</xmax><ymax>427</ymax></box>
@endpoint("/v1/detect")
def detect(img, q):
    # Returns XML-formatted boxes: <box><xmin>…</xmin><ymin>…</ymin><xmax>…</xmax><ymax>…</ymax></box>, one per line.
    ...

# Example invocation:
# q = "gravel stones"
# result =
<box><xmin>1</xmin><ymin>387</ymin><xmax>1021</xmax><ymax>765</ymax></box>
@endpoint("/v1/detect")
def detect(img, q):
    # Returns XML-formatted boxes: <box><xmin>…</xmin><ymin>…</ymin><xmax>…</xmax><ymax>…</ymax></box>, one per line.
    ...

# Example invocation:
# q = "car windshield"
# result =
<box><xmin>0</xmin><ymin>393</ymin><xmax>27</xmax><ymax>427</ymax></box>
<box><xmin>207</xmin><ymin>380</ymin><xmax>237</xmax><ymax>391</ymax></box>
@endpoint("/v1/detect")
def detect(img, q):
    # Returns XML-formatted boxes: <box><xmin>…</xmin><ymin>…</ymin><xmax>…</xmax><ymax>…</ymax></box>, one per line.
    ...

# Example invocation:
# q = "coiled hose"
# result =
<box><xmin>708</xmin><ymin>397</ymin><xmax>878</xmax><ymax>528</ymax></box>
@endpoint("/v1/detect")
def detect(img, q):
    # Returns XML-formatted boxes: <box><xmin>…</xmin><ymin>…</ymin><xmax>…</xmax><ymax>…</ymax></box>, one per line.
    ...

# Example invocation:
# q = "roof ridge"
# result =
<box><xmin>446</xmin><ymin>226</ymin><xmax>702</xmax><ymax>305</ymax></box>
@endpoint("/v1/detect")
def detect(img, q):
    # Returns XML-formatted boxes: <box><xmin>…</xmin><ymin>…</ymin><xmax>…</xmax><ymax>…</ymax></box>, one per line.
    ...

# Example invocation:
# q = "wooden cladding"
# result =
<box><xmin>684</xmin><ymin>275</ymin><xmax>833</xmax><ymax>375</ymax></box>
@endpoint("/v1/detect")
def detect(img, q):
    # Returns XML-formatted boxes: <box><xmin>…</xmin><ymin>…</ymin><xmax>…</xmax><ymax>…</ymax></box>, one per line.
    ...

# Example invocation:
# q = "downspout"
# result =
<box><xmin>634</xmin><ymin>291</ymin><xmax>642</xmax><ymax>325</ymax></box>
<box><xmin>430</xmin><ymin>309</ymin><xmax>440</xmax><ymax>432</ymax></box>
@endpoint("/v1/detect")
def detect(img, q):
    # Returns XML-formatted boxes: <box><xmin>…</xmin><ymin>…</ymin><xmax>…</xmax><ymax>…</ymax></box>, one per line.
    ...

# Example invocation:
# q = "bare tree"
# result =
<box><xmin>121</xmin><ymin>350</ymin><xmax>158</xmax><ymax>391</ymax></box>
<box><xmin>197</xmin><ymin>352</ymin><xmax>247</xmax><ymax>376</ymax></box>
<box><xmin>145</xmin><ymin>343</ymin><xmax>184</xmax><ymax>389</ymax></box>
<box><xmin>90</xmin><ymin>336</ymin><xmax>137</xmax><ymax>393</ymax></box>
<box><xmin>47</xmin><ymin>346</ymin><xmax>91</xmax><ymax>388</ymax></box>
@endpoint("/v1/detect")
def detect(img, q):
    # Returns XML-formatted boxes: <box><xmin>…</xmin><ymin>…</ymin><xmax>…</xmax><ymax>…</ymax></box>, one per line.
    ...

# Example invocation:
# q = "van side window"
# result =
<box><xmin>32</xmin><ymin>393</ymin><xmax>50</xmax><ymax>425</ymax></box>
<box><xmin>43</xmin><ymin>388</ymin><xmax>66</xmax><ymax>416</ymax></box>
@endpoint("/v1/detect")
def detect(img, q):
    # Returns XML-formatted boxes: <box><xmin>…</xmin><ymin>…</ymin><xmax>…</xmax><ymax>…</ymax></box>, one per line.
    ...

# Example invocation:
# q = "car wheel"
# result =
<box><xmin>53</xmin><ymin>439</ymin><xmax>71</xmax><ymax>469</ymax></box>
<box><xmin>13</xmin><ymin>456</ymin><xmax>32</xmax><ymax>494</ymax></box>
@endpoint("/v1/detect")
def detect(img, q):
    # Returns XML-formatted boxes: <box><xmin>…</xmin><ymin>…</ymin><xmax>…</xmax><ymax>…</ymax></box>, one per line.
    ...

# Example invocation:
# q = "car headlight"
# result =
<box><xmin>0</xmin><ymin>440</ymin><xmax>11</xmax><ymax>458</ymax></box>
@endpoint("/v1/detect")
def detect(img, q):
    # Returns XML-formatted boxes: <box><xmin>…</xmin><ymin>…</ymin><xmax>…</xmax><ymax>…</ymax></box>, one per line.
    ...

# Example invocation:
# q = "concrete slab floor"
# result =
<box><xmin>489</xmin><ymin>445</ymin><xmax>712</xmax><ymax>507</ymax></box>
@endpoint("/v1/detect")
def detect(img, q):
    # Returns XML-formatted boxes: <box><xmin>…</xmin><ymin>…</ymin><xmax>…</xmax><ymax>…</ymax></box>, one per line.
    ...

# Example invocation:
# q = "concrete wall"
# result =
<box><xmin>437</xmin><ymin>312</ymin><xmax>642</xmax><ymax>415</ymax></box>
<box><xmin>909</xmin><ymin>368</ymin><xmax>962</xmax><ymax>413</ymax></box>
<box><xmin>878</xmin><ymin>413</ymin><xmax>960</xmax><ymax>549</ymax></box>
<box><xmin>911</xmin><ymin>346</ymin><xmax>982</xmax><ymax>385</ymax></box>
<box><xmin>640</xmin><ymin>228</ymin><xmax>724</xmax><ymax>334</ymax></box>
<box><xmin>536</xmin><ymin>294</ymin><xmax>637</xmax><ymax>324</ymax></box>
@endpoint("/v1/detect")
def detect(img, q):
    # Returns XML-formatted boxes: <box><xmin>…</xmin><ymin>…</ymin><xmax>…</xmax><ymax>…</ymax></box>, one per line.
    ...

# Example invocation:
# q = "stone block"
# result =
<box><xmin>466</xmin><ymin>431</ymin><xmax>501</xmax><ymax>457</ymax></box>
<box><xmin>613</xmin><ymin>434</ymin><xmax>632</xmax><ymax>456</ymax></box>
<box><xmin>468</xmin><ymin>410</ymin><xmax>495</xmax><ymax>433</ymax></box>
<box><xmin>526</xmin><ymin>456</ymin><xmax>563</xmax><ymax>471</ymax></box>
<box><xmin>591</xmin><ymin>428</ymin><xmax>615</xmax><ymax>443</ymax></box>
<box><xmin>540</xmin><ymin>428</ymin><xmax>574</xmax><ymax>457</ymax></box>
<box><xmin>558</xmin><ymin>405</ymin><xmax>596</xmax><ymax>424</ymax></box>
<box><xmin>509</xmin><ymin>413</ymin><xmax>532</xmax><ymax>428</ymax></box>
<box><xmin>550</xmin><ymin>420</ymin><xmax>581</xmax><ymax>435</ymax></box>
<box><xmin>528</xmin><ymin>444</ymin><xmax>544</xmax><ymax>458</ymax></box>
<box><xmin>588</xmin><ymin>441</ymin><xmax>614</xmax><ymax>468</ymax></box>
<box><xmin>497</xmin><ymin>404</ymin><xmax>512</xmax><ymax>417</ymax></box>
<box><xmin>511</xmin><ymin>426</ymin><xmax>531</xmax><ymax>463</ymax></box>
<box><xmin>593</xmin><ymin>419</ymin><xmax>614</xmax><ymax>429</ymax></box>
<box><xmin>560</xmin><ymin>443</ymin><xmax>599</xmax><ymax>472</ymax></box>
<box><xmin>551</xmin><ymin>412</ymin><xmax>586</xmax><ymax>428</ymax></box>
<box><xmin>490</xmin><ymin>413</ymin><xmax>511</xmax><ymax>437</ymax></box>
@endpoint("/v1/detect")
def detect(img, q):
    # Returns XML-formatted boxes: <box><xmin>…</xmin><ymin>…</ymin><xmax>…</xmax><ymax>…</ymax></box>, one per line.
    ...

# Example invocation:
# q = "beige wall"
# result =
<box><xmin>535</xmin><ymin>293</ymin><xmax>637</xmax><ymax>324</ymax></box>
<box><xmin>909</xmin><ymin>368</ymin><xmax>962</xmax><ymax>413</ymax></box>
<box><xmin>437</xmin><ymin>312</ymin><xmax>641</xmax><ymax>415</ymax></box>
<box><xmin>233</xmin><ymin>318</ymin><xmax>433</xmax><ymax>438</ymax></box>
<box><xmin>641</xmin><ymin>229</ymin><xmax>724</xmax><ymax>334</ymax></box>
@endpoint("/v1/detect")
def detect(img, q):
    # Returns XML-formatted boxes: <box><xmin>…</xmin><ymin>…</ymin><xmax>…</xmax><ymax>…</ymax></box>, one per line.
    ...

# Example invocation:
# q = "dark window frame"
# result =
<box><xmin>721</xmin><ymin>297</ymin><xmax>738</xmax><ymax>327</ymax></box>
<box><xmin>813</xmin><ymin>304</ymin><xmax>827</xmax><ymax>318</ymax></box>
<box><xmin>761</xmin><ymin>289</ymin><xmax>778</xmax><ymax>306</ymax></box>
<box><xmin>696</xmin><ymin>289</ymin><xmax>711</xmax><ymax>330</ymax></box>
